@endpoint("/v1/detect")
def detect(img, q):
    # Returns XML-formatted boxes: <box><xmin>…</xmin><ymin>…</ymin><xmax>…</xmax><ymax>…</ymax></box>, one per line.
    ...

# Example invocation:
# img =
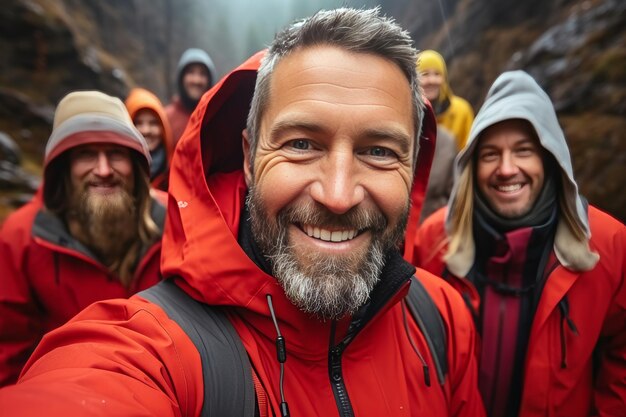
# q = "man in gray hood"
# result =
<box><xmin>414</xmin><ymin>70</ymin><xmax>625</xmax><ymax>417</ymax></box>
<box><xmin>165</xmin><ymin>47</ymin><xmax>217</xmax><ymax>142</ymax></box>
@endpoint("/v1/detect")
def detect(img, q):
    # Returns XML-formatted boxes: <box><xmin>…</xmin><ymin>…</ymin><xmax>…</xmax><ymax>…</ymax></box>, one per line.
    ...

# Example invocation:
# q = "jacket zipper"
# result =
<box><xmin>329</xmin><ymin>343</ymin><xmax>354</xmax><ymax>417</ymax></box>
<box><xmin>329</xmin><ymin>323</ymin><xmax>355</xmax><ymax>417</ymax></box>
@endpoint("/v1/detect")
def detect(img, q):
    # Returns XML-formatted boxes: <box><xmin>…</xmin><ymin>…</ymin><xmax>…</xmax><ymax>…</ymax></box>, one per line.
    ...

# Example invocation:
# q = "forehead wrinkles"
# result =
<box><xmin>268</xmin><ymin>48</ymin><xmax>412</xmax><ymax>109</ymax></box>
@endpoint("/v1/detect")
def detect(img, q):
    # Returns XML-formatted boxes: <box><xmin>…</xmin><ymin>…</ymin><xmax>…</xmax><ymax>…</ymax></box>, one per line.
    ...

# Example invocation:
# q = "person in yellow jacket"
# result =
<box><xmin>417</xmin><ymin>49</ymin><xmax>474</xmax><ymax>150</ymax></box>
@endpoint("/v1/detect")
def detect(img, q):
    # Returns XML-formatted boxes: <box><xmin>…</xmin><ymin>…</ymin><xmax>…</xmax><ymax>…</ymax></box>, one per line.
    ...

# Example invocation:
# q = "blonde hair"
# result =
<box><xmin>444</xmin><ymin>161</ymin><xmax>474</xmax><ymax>262</ymax></box>
<box><xmin>115</xmin><ymin>160</ymin><xmax>159</xmax><ymax>286</ymax></box>
<box><xmin>558</xmin><ymin>171</ymin><xmax>587</xmax><ymax>242</ymax></box>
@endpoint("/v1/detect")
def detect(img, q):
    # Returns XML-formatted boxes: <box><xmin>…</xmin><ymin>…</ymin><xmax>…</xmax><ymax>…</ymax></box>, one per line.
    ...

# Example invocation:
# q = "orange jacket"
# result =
<box><xmin>0</xmin><ymin>190</ymin><xmax>166</xmax><ymax>387</ymax></box>
<box><xmin>125</xmin><ymin>88</ymin><xmax>175</xmax><ymax>190</ymax></box>
<box><xmin>413</xmin><ymin>206</ymin><xmax>626</xmax><ymax>417</ymax></box>
<box><xmin>0</xmin><ymin>52</ymin><xmax>484</xmax><ymax>416</ymax></box>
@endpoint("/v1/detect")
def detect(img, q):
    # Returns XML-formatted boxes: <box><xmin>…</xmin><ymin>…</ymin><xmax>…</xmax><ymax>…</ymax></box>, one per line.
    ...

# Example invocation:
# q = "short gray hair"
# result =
<box><xmin>246</xmin><ymin>7</ymin><xmax>424</xmax><ymax>169</ymax></box>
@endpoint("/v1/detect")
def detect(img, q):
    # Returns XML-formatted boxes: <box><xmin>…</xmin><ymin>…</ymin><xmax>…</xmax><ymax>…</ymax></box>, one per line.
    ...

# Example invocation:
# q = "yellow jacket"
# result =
<box><xmin>437</xmin><ymin>95</ymin><xmax>474</xmax><ymax>150</ymax></box>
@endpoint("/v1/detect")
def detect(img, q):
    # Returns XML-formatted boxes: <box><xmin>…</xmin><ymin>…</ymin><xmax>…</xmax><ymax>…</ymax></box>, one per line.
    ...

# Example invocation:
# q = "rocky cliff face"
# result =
<box><xmin>394</xmin><ymin>0</ymin><xmax>625</xmax><ymax>221</ymax></box>
<box><xmin>0</xmin><ymin>0</ymin><xmax>624</xmax><ymax>222</ymax></box>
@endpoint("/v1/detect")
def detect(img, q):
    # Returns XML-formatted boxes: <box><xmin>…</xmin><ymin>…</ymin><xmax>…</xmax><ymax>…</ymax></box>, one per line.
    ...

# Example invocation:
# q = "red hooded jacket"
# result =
<box><xmin>0</xmin><ymin>52</ymin><xmax>484</xmax><ymax>416</ymax></box>
<box><xmin>0</xmin><ymin>90</ymin><xmax>167</xmax><ymax>387</ymax></box>
<box><xmin>0</xmin><ymin>190</ymin><xmax>166</xmax><ymax>388</ymax></box>
<box><xmin>414</xmin><ymin>205</ymin><xmax>626</xmax><ymax>417</ymax></box>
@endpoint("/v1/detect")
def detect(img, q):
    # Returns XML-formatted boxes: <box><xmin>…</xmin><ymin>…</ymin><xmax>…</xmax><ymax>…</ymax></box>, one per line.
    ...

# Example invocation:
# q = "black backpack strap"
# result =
<box><xmin>406</xmin><ymin>276</ymin><xmax>449</xmax><ymax>385</ymax></box>
<box><xmin>139</xmin><ymin>279</ymin><xmax>256</xmax><ymax>417</ymax></box>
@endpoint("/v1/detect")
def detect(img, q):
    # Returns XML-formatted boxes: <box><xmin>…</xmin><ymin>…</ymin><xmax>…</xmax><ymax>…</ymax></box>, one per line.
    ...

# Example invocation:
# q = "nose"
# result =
<box><xmin>421</xmin><ymin>74</ymin><xmax>434</xmax><ymax>85</ymax></box>
<box><xmin>189</xmin><ymin>72</ymin><xmax>204</xmax><ymax>84</ymax></box>
<box><xmin>309</xmin><ymin>151</ymin><xmax>365</xmax><ymax>214</ymax></box>
<box><xmin>93</xmin><ymin>152</ymin><xmax>113</xmax><ymax>177</ymax></box>
<box><xmin>497</xmin><ymin>152</ymin><xmax>519</xmax><ymax>177</ymax></box>
<box><xmin>137</xmin><ymin>122</ymin><xmax>150</xmax><ymax>137</ymax></box>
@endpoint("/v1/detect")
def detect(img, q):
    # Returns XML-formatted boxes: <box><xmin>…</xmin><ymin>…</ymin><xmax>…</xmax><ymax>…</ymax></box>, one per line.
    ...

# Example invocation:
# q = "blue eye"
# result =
<box><xmin>368</xmin><ymin>147</ymin><xmax>394</xmax><ymax>158</ymax></box>
<box><xmin>289</xmin><ymin>139</ymin><xmax>310</xmax><ymax>150</ymax></box>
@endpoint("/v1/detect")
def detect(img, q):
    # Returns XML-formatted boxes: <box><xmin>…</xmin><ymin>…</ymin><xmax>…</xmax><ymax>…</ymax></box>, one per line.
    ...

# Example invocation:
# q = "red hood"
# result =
<box><xmin>161</xmin><ymin>50</ymin><xmax>436</xmax><ymax>314</ymax></box>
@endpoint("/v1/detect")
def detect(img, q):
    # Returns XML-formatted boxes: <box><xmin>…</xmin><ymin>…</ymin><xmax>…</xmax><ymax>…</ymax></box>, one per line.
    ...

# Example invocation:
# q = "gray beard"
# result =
<box><xmin>247</xmin><ymin>187</ymin><xmax>407</xmax><ymax>320</ymax></box>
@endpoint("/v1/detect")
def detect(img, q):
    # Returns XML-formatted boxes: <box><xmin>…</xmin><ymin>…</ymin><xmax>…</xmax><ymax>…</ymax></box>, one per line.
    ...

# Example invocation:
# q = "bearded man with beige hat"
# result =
<box><xmin>0</xmin><ymin>90</ymin><xmax>166</xmax><ymax>387</ymax></box>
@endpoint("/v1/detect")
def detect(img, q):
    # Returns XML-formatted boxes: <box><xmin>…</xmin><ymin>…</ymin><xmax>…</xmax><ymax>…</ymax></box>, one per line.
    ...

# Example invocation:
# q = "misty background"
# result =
<box><xmin>1</xmin><ymin>0</ymin><xmax>624</xmax><ymax>222</ymax></box>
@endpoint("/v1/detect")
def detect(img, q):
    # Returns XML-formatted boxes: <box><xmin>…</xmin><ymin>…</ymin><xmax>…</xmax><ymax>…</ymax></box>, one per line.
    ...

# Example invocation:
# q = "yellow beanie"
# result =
<box><xmin>416</xmin><ymin>50</ymin><xmax>453</xmax><ymax>103</ymax></box>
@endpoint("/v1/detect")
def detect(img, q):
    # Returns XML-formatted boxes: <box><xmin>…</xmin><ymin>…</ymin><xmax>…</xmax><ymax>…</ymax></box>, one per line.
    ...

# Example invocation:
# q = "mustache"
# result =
<box><xmin>81</xmin><ymin>175</ymin><xmax>126</xmax><ymax>190</ymax></box>
<box><xmin>278</xmin><ymin>201</ymin><xmax>388</xmax><ymax>233</ymax></box>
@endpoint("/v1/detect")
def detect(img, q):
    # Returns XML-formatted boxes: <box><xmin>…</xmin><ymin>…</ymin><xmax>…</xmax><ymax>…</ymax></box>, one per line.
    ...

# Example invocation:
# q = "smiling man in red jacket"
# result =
<box><xmin>0</xmin><ymin>91</ymin><xmax>166</xmax><ymax>387</ymax></box>
<box><xmin>414</xmin><ymin>71</ymin><xmax>625</xmax><ymax>417</ymax></box>
<box><xmin>0</xmin><ymin>8</ymin><xmax>484</xmax><ymax>416</ymax></box>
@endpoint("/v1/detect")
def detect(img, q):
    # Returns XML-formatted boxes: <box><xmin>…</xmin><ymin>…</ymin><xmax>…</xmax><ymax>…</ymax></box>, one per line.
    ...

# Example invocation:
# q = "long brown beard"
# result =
<box><xmin>69</xmin><ymin>185</ymin><xmax>139</xmax><ymax>283</ymax></box>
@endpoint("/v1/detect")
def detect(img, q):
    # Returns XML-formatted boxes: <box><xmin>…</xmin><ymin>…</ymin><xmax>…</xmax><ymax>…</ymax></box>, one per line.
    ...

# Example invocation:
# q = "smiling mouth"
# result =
<box><xmin>495</xmin><ymin>183</ymin><xmax>523</xmax><ymax>193</ymax></box>
<box><xmin>90</xmin><ymin>183</ymin><xmax>117</xmax><ymax>188</ymax></box>
<box><xmin>301</xmin><ymin>224</ymin><xmax>360</xmax><ymax>242</ymax></box>
<box><xmin>87</xmin><ymin>183</ymin><xmax>121</xmax><ymax>192</ymax></box>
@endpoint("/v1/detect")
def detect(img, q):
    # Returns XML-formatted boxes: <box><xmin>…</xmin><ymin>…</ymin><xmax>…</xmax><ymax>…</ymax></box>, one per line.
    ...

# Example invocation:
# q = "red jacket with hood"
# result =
<box><xmin>0</xmin><ymin>52</ymin><xmax>484</xmax><ymax>417</ymax></box>
<box><xmin>413</xmin><ymin>71</ymin><xmax>626</xmax><ymax>417</ymax></box>
<box><xmin>0</xmin><ymin>91</ymin><xmax>167</xmax><ymax>387</ymax></box>
<box><xmin>415</xmin><ymin>206</ymin><xmax>626</xmax><ymax>417</ymax></box>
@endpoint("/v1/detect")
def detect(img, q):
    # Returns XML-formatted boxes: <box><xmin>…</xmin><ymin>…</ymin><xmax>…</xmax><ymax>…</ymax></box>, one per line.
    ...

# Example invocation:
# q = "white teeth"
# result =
<box><xmin>302</xmin><ymin>225</ymin><xmax>359</xmax><ymax>242</ymax></box>
<box><xmin>330</xmin><ymin>231</ymin><xmax>343</xmax><ymax>242</ymax></box>
<box><xmin>497</xmin><ymin>184</ymin><xmax>522</xmax><ymax>192</ymax></box>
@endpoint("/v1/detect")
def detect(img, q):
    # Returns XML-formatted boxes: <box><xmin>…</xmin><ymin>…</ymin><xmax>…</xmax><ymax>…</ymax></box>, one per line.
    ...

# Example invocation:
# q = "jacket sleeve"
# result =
<box><xmin>0</xmin><ymin>297</ymin><xmax>204</xmax><ymax>417</ymax></box>
<box><xmin>593</xmin><ymin>222</ymin><xmax>626</xmax><ymax>416</ymax></box>
<box><xmin>417</xmin><ymin>270</ymin><xmax>486</xmax><ymax>417</ymax></box>
<box><xmin>0</xmin><ymin>217</ymin><xmax>44</xmax><ymax>387</ymax></box>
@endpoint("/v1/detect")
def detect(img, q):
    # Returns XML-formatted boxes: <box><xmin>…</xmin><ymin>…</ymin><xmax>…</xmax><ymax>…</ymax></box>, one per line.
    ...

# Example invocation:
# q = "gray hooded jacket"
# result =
<box><xmin>445</xmin><ymin>70</ymin><xmax>598</xmax><ymax>276</ymax></box>
<box><xmin>175</xmin><ymin>48</ymin><xmax>218</xmax><ymax>108</ymax></box>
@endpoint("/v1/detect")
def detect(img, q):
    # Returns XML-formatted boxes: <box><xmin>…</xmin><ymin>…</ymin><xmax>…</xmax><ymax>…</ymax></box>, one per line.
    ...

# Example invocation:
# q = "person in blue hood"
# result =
<box><xmin>165</xmin><ymin>47</ymin><xmax>217</xmax><ymax>142</ymax></box>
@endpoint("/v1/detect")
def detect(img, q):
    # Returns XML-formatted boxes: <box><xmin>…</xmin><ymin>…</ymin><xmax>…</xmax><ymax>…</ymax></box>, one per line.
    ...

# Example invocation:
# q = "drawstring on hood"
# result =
<box><xmin>266</xmin><ymin>294</ymin><xmax>290</xmax><ymax>417</ymax></box>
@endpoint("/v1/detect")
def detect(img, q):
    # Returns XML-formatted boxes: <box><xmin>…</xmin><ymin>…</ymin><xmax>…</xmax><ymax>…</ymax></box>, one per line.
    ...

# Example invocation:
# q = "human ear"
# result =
<box><xmin>242</xmin><ymin>129</ymin><xmax>252</xmax><ymax>186</ymax></box>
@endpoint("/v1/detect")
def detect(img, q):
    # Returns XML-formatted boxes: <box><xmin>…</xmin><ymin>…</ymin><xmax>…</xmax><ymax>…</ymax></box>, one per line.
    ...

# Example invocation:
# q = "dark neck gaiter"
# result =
<box><xmin>470</xmin><ymin>165</ymin><xmax>559</xmax><ymax>417</ymax></box>
<box><xmin>149</xmin><ymin>145</ymin><xmax>167</xmax><ymax>180</ymax></box>
<box><xmin>474</xmin><ymin>170</ymin><xmax>557</xmax><ymax>233</ymax></box>
<box><xmin>237</xmin><ymin>201</ymin><xmax>273</xmax><ymax>276</ymax></box>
